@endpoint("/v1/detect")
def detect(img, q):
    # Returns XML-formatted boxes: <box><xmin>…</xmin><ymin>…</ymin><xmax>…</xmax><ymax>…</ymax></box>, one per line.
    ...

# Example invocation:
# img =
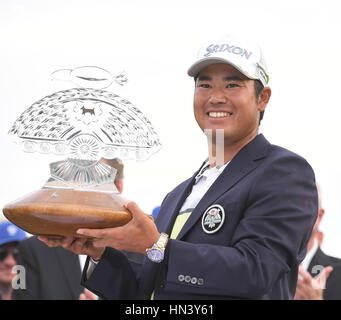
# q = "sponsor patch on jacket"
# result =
<box><xmin>201</xmin><ymin>204</ymin><xmax>225</xmax><ymax>234</ymax></box>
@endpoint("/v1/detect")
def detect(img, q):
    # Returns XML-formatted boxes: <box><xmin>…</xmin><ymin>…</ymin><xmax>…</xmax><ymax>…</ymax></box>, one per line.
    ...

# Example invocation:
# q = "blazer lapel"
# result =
<box><xmin>156</xmin><ymin>162</ymin><xmax>206</xmax><ymax>234</ymax></box>
<box><xmin>177</xmin><ymin>134</ymin><xmax>270</xmax><ymax>240</ymax></box>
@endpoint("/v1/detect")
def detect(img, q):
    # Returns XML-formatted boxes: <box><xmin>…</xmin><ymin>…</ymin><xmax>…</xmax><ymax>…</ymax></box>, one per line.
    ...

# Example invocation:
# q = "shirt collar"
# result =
<box><xmin>195</xmin><ymin>159</ymin><xmax>229</xmax><ymax>183</ymax></box>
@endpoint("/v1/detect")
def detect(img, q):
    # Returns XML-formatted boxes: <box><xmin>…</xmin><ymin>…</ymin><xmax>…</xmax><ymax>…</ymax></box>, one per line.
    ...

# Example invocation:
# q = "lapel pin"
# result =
<box><xmin>201</xmin><ymin>204</ymin><xmax>225</xmax><ymax>234</ymax></box>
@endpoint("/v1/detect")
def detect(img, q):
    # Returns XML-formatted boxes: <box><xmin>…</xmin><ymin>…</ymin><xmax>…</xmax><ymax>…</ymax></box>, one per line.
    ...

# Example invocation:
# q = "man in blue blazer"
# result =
<box><xmin>40</xmin><ymin>34</ymin><xmax>318</xmax><ymax>300</ymax></box>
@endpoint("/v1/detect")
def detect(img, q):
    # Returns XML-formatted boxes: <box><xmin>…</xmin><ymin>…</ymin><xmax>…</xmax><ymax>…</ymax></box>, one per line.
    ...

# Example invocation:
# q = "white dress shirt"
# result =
<box><xmin>180</xmin><ymin>160</ymin><xmax>230</xmax><ymax>213</ymax></box>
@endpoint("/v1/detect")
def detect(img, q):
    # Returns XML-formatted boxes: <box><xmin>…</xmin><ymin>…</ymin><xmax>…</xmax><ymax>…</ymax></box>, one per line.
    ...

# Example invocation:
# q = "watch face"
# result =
<box><xmin>147</xmin><ymin>248</ymin><xmax>163</xmax><ymax>263</ymax></box>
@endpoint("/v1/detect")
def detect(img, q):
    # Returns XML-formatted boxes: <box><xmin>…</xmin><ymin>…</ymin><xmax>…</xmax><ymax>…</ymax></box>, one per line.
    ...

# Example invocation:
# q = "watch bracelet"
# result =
<box><xmin>147</xmin><ymin>232</ymin><xmax>169</xmax><ymax>252</ymax></box>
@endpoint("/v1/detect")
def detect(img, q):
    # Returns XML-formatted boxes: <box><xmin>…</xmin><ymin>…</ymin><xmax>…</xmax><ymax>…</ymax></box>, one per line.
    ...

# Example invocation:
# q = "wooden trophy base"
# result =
<box><xmin>3</xmin><ymin>188</ymin><xmax>132</xmax><ymax>238</ymax></box>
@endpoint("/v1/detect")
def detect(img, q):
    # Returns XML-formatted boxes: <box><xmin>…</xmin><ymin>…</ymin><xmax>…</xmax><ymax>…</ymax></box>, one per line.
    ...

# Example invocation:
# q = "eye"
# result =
<box><xmin>226</xmin><ymin>83</ymin><xmax>240</xmax><ymax>88</ymax></box>
<box><xmin>197</xmin><ymin>83</ymin><xmax>211</xmax><ymax>89</ymax></box>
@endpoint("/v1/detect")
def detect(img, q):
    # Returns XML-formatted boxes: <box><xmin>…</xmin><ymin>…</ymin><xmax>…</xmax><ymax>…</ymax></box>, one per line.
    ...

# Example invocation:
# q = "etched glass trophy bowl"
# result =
<box><xmin>3</xmin><ymin>67</ymin><xmax>161</xmax><ymax>238</ymax></box>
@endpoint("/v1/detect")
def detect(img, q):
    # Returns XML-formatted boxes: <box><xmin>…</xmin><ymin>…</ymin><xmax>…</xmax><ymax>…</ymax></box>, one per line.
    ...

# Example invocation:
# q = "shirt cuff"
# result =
<box><xmin>86</xmin><ymin>257</ymin><xmax>100</xmax><ymax>280</ymax></box>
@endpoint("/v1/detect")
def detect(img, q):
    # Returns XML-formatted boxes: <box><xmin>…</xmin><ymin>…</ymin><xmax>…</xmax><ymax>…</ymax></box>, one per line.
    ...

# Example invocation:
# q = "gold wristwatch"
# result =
<box><xmin>146</xmin><ymin>233</ymin><xmax>169</xmax><ymax>263</ymax></box>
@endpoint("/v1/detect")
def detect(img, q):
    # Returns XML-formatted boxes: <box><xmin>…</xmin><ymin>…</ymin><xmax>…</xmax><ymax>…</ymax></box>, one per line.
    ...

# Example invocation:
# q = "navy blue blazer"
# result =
<box><xmin>82</xmin><ymin>134</ymin><xmax>318</xmax><ymax>300</ymax></box>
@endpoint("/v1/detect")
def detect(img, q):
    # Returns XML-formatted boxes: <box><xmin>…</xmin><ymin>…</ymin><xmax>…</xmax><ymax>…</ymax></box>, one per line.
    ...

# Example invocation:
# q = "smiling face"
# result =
<box><xmin>194</xmin><ymin>63</ymin><xmax>271</xmax><ymax>149</ymax></box>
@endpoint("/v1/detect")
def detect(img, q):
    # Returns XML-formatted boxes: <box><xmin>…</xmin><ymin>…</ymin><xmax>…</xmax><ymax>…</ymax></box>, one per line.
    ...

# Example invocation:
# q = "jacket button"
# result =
<box><xmin>185</xmin><ymin>275</ymin><xmax>191</xmax><ymax>283</ymax></box>
<box><xmin>178</xmin><ymin>274</ymin><xmax>185</xmax><ymax>282</ymax></box>
<box><xmin>191</xmin><ymin>277</ymin><xmax>197</xmax><ymax>284</ymax></box>
<box><xmin>197</xmin><ymin>278</ymin><xmax>204</xmax><ymax>285</ymax></box>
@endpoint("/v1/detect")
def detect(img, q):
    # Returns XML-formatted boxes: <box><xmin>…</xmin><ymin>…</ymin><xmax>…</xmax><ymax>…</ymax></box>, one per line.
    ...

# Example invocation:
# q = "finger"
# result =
<box><xmin>315</xmin><ymin>266</ymin><xmax>334</xmax><ymax>288</ymax></box>
<box><xmin>145</xmin><ymin>214</ymin><xmax>155</xmax><ymax>222</ymax></box>
<box><xmin>299</xmin><ymin>268</ymin><xmax>313</xmax><ymax>285</ymax></box>
<box><xmin>69</xmin><ymin>238</ymin><xmax>88</xmax><ymax>254</ymax></box>
<box><xmin>38</xmin><ymin>236</ymin><xmax>49</xmax><ymax>243</ymax></box>
<box><xmin>298</xmin><ymin>266</ymin><xmax>305</xmax><ymax>281</ymax></box>
<box><xmin>125</xmin><ymin>201</ymin><xmax>145</xmax><ymax>221</ymax></box>
<box><xmin>79</xmin><ymin>293</ymin><xmax>87</xmax><ymax>300</ymax></box>
<box><xmin>297</xmin><ymin>279</ymin><xmax>312</xmax><ymax>294</ymax></box>
<box><xmin>323</xmin><ymin>266</ymin><xmax>334</xmax><ymax>280</ymax></box>
<box><xmin>294</xmin><ymin>288</ymin><xmax>306</xmax><ymax>300</ymax></box>
<box><xmin>38</xmin><ymin>236</ymin><xmax>64</xmax><ymax>247</ymax></box>
<box><xmin>84</xmin><ymin>289</ymin><xmax>97</xmax><ymax>300</ymax></box>
<box><xmin>60</xmin><ymin>236</ymin><xmax>75</xmax><ymax>248</ymax></box>
<box><xmin>77</xmin><ymin>228</ymin><xmax>113</xmax><ymax>238</ymax></box>
<box><xmin>295</xmin><ymin>280</ymin><xmax>304</xmax><ymax>292</ymax></box>
<box><xmin>91</xmin><ymin>238</ymin><xmax>117</xmax><ymax>249</ymax></box>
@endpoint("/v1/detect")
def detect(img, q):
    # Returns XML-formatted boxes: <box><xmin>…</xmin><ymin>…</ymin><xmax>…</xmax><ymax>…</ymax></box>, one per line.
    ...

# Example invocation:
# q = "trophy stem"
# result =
<box><xmin>46</xmin><ymin>158</ymin><xmax>119</xmax><ymax>193</ymax></box>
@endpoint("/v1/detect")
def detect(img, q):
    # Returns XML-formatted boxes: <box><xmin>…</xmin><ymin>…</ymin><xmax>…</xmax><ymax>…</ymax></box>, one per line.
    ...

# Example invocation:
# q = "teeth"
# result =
<box><xmin>208</xmin><ymin>112</ymin><xmax>232</xmax><ymax>118</ymax></box>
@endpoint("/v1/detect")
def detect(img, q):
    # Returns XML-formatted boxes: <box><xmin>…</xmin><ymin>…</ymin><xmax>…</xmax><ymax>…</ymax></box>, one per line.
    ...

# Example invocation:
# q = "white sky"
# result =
<box><xmin>0</xmin><ymin>0</ymin><xmax>340</xmax><ymax>258</ymax></box>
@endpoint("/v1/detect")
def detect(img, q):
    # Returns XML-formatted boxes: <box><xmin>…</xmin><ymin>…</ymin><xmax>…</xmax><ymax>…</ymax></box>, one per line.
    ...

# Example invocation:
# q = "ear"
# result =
<box><xmin>257</xmin><ymin>87</ymin><xmax>271</xmax><ymax>112</ymax></box>
<box><xmin>115</xmin><ymin>179</ymin><xmax>124</xmax><ymax>194</ymax></box>
<box><xmin>317</xmin><ymin>208</ymin><xmax>325</xmax><ymax>224</ymax></box>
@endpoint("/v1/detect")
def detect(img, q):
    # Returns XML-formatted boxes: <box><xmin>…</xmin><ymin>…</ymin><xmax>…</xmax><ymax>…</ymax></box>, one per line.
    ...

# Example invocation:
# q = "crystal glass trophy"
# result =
<box><xmin>3</xmin><ymin>66</ymin><xmax>161</xmax><ymax>238</ymax></box>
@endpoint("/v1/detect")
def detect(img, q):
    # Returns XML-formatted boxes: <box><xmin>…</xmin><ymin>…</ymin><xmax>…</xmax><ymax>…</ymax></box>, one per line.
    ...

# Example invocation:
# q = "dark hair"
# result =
<box><xmin>254</xmin><ymin>80</ymin><xmax>265</xmax><ymax>123</ymax></box>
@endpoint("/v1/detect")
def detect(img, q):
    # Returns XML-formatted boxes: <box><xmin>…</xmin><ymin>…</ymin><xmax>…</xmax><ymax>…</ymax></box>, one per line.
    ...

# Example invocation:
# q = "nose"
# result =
<box><xmin>209</xmin><ymin>88</ymin><xmax>227</xmax><ymax>104</ymax></box>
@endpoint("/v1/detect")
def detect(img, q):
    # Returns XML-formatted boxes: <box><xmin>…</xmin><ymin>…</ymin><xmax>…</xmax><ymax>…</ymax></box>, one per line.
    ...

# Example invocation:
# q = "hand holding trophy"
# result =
<box><xmin>3</xmin><ymin>66</ymin><xmax>161</xmax><ymax>240</ymax></box>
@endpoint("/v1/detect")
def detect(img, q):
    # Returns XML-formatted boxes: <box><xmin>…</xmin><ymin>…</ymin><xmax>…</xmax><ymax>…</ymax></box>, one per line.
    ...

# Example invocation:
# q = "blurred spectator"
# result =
<box><xmin>152</xmin><ymin>205</ymin><xmax>161</xmax><ymax>219</ymax></box>
<box><xmin>0</xmin><ymin>221</ymin><xmax>26</xmax><ymax>300</ymax></box>
<box><xmin>295</xmin><ymin>184</ymin><xmax>341</xmax><ymax>300</ymax></box>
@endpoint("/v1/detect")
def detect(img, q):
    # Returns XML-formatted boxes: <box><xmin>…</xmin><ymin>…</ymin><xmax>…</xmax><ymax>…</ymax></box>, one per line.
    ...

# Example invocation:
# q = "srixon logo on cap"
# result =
<box><xmin>204</xmin><ymin>43</ymin><xmax>252</xmax><ymax>59</ymax></box>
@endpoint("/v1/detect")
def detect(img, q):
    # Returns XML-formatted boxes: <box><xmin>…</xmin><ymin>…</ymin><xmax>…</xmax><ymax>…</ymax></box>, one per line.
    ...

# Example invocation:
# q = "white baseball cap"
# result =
<box><xmin>187</xmin><ymin>34</ymin><xmax>269</xmax><ymax>87</ymax></box>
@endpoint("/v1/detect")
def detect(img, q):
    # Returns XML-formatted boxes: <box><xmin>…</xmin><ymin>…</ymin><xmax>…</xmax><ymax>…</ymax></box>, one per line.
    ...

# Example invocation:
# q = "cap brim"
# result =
<box><xmin>187</xmin><ymin>57</ymin><xmax>257</xmax><ymax>81</ymax></box>
<box><xmin>0</xmin><ymin>238</ymin><xmax>22</xmax><ymax>246</ymax></box>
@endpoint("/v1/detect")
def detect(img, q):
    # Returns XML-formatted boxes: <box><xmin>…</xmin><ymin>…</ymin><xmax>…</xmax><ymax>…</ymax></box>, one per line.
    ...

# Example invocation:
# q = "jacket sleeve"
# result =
<box><xmin>163</xmin><ymin>155</ymin><xmax>318</xmax><ymax>298</ymax></box>
<box><xmin>81</xmin><ymin>247</ymin><xmax>140</xmax><ymax>300</ymax></box>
